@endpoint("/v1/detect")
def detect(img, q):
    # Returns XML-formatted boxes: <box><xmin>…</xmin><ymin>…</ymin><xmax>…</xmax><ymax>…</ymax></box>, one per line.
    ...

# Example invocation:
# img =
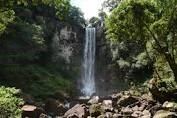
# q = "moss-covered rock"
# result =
<box><xmin>89</xmin><ymin>104</ymin><xmax>104</xmax><ymax>117</ymax></box>
<box><xmin>149</xmin><ymin>78</ymin><xmax>177</xmax><ymax>102</ymax></box>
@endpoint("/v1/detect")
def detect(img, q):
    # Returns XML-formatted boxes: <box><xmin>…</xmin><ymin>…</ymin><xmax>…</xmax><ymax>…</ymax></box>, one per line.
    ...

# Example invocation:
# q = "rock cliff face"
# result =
<box><xmin>87</xmin><ymin>21</ymin><xmax>130</xmax><ymax>95</ymax></box>
<box><xmin>0</xmin><ymin>6</ymin><xmax>85</xmax><ymax>66</ymax></box>
<box><xmin>1</xmin><ymin>6</ymin><xmax>85</xmax><ymax>68</ymax></box>
<box><xmin>94</xmin><ymin>22</ymin><xmax>129</xmax><ymax>96</ymax></box>
<box><xmin>94</xmin><ymin>20</ymin><xmax>153</xmax><ymax>96</ymax></box>
<box><xmin>51</xmin><ymin>23</ymin><xmax>84</xmax><ymax>71</ymax></box>
<box><xmin>0</xmin><ymin>6</ymin><xmax>85</xmax><ymax>98</ymax></box>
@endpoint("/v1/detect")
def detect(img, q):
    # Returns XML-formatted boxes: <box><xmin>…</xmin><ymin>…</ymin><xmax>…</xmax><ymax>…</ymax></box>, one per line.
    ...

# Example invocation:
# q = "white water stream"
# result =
<box><xmin>81</xmin><ymin>27</ymin><xmax>96</xmax><ymax>96</ymax></box>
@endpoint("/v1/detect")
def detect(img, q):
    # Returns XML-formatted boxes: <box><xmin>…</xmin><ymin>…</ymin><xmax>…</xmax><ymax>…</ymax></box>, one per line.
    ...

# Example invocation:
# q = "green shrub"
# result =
<box><xmin>0</xmin><ymin>86</ymin><xmax>24</xmax><ymax>118</ymax></box>
<box><xmin>0</xmin><ymin>64</ymin><xmax>75</xmax><ymax>101</ymax></box>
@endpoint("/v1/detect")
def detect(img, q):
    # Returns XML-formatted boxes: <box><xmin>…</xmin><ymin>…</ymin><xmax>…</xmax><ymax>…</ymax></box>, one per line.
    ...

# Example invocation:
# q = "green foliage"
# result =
<box><xmin>0</xmin><ymin>0</ymin><xmax>82</xmax><ymax>110</ymax></box>
<box><xmin>40</xmin><ymin>0</ymin><xmax>70</xmax><ymax>20</ymax></box>
<box><xmin>155</xmin><ymin>79</ymin><xmax>177</xmax><ymax>92</ymax></box>
<box><xmin>102</xmin><ymin>0</ymin><xmax>121</xmax><ymax>11</ymax></box>
<box><xmin>0</xmin><ymin>64</ymin><xmax>74</xmax><ymax>100</ymax></box>
<box><xmin>9</xmin><ymin>21</ymin><xmax>45</xmax><ymax>47</ymax></box>
<box><xmin>117</xmin><ymin>58</ymin><xmax>130</xmax><ymax>69</ymax></box>
<box><xmin>0</xmin><ymin>0</ymin><xmax>82</xmax><ymax>102</ymax></box>
<box><xmin>0</xmin><ymin>86</ymin><xmax>24</xmax><ymax>118</ymax></box>
<box><xmin>67</xmin><ymin>6</ymin><xmax>85</xmax><ymax>26</ymax></box>
<box><xmin>105</xmin><ymin>0</ymin><xmax>177</xmax><ymax>82</ymax></box>
<box><xmin>0</xmin><ymin>0</ymin><xmax>28</xmax><ymax>8</ymax></box>
<box><xmin>149</xmin><ymin>77</ymin><xmax>177</xmax><ymax>102</ymax></box>
<box><xmin>0</xmin><ymin>10</ymin><xmax>15</xmax><ymax>35</ymax></box>
<box><xmin>88</xmin><ymin>17</ymin><xmax>100</xmax><ymax>26</ymax></box>
<box><xmin>25</xmin><ymin>65</ymin><xmax>74</xmax><ymax>99</ymax></box>
<box><xmin>0</xmin><ymin>0</ymin><xmax>29</xmax><ymax>35</ymax></box>
<box><xmin>134</xmin><ymin>52</ymin><xmax>150</xmax><ymax>68</ymax></box>
<box><xmin>105</xmin><ymin>0</ymin><xmax>157</xmax><ymax>43</ymax></box>
<box><xmin>0</xmin><ymin>0</ymin><xmax>71</xmax><ymax>25</ymax></box>
<box><xmin>0</xmin><ymin>20</ymin><xmax>45</xmax><ymax>62</ymax></box>
<box><xmin>129</xmin><ymin>80</ymin><xmax>150</xmax><ymax>96</ymax></box>
<box><xmin>98</xmin><ymin>10</ymin><xmax>107</xmax><ymax>20</ymax></box>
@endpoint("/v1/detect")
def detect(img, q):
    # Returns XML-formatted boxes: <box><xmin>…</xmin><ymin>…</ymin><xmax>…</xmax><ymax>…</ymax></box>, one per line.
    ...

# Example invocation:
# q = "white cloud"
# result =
<box><xmin>71</xmin><ymin>0</ymin><xmax>104</xmax><ymax>19</ymax></box>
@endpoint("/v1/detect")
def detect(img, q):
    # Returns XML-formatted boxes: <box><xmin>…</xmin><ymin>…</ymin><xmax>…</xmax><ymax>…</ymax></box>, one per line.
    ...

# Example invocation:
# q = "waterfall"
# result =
<box><xmin>81</xmin><ymin>27</ymin><xmax>96</xmax><ymax>96</ymax></box>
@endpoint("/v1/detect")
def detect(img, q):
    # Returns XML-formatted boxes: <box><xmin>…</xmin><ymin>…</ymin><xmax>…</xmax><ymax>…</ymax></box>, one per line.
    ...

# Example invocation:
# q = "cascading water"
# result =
<box><xmin>81</xmin><ymin>27</ymin><xmax>96</xmax><ymax>96</ymax></box>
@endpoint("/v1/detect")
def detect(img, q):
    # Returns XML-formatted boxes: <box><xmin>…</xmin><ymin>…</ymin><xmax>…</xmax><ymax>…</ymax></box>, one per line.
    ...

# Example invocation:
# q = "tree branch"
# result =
<box><xmin>144</xmin><ymin>23</ymin><xmax>165</xmax><ymax>54</ymax></box>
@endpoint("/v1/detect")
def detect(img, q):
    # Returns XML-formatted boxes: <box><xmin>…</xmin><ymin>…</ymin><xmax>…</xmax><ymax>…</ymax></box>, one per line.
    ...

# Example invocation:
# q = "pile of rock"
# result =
<box><xmin>21</xmin><ymin>91</ymin><xmax>177</xmax><ymax>118</ymax></box>
<box><xmin>21</xmin><ymin>98</ymin><xmax>69</xmax><ymax>118</ymax></box>
<box><xmin>63</xmin><ymin>92</ymin><xmax>177</xmax><ymax>118</ymax></box>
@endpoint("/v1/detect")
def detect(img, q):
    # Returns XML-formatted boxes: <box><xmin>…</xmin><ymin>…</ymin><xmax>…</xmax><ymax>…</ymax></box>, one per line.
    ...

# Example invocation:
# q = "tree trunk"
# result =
<box><xmin>145</xmin><ymin>46</ymin><xmax>162</xmax><ymax>80</ymax></box>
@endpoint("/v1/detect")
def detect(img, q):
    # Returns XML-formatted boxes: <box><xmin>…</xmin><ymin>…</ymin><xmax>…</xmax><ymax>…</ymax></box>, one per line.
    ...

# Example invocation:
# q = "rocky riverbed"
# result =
<box><xmin>22</xmin><ymin>91</ymin><xmax>177</xmax><ymax>118</ymax></box>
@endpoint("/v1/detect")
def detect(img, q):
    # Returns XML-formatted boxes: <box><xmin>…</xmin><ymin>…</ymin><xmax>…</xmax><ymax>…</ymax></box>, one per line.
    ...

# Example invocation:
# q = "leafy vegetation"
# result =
<box><xmin>1</xmin><ymin>0</ymin><xmax>177</xmax><ymax>116</ymax></box>
<box><xmin>67</xmin><ymin>6</ymin><xmax>85</xmax><ymax>26</ymax></box>
<box><xmin>105</xmin><ymin>0</ymin><xmax>177</xmax><ymax>82</ymax></box>
<box><xmin>102</xmin><ymin>0</ymin><xmax>121</xmax><ymax>11</ymax></box>
<box><xmin>0</xmin><ymin>0</ymin><xmax>83</xmax><ymax>112</ymax></box>
<box><xmin>0</xmin><ymin>86</ymin><xmax>24</xmax><ymax>118</ymax></box>
<box><xmin>0</xmin><ymin>64</ymin><xmax>75</xmax><ymax>100</ymax></box>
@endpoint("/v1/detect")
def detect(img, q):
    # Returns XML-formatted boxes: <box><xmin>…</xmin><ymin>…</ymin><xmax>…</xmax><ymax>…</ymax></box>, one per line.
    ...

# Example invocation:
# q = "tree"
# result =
<box><xmin>88</xmin><ymin>17</ymin><xmax>100</xmax><ymax>26</ymax></box>
<box><xmin>150</xmin><ymin>0</ymin><xmax>177</xmax><ymax>80</ymax></box>
<box><xmin>67</xmin><ymin>6</ymin><xmax>85</xmax><ymax>26</ymax></box>
<box><xmin>0</xmin><ymin>10</ymin><xmax>15</xmax><ymax>35</ymax></box>
<box><xmin>102</xmin><ymin>0</ymin><xmax>121</xmax><ymax>11</ymax></box>
<box><xmin>105</xmin><ymin>0</ymin><xmax>177</xmax><ymax>81</ymax></box>
<box><xmin>40</xmin><ymin>0</ymin><xmax>70</xmax><ymax>20</ymax></box>
<box><xmin>0</xmin><ymin>0</ymin><xmax>72</xmax><ymax>36</ymax></box>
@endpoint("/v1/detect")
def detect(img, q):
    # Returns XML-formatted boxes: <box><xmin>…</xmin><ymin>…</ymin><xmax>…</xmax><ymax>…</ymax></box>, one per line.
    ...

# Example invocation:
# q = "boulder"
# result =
<box><xmin>149</xmin><ymin>104</ymin><xmax>162</xmax><ymax>115</ymax></box>
<box><xmin>138</xmin><ymin>103</ymin><xmax>146</xmax><ymax>111</ymax></box>
<box><xmin>113</xmin><ymin>113</ymin><xmax>122</xmax><ymax>118</ymax></box>
<box><xmin>105</xmin><ymin>112</ymin><xmax>113</xmax><ymax>118</ymax></box>
<box><xmin>102</xmin><ymin>100</ymin><xmax>113</xmax><ymax>112</ymax></box>
<box><xmin>111</xmin><ymin>93</ymin><xmax>122</xmax><ymax>102</ymax></box>
<box><xmin>64</xmin><ymin>104</ymin><xmax>88</xmax><ymax>118</ymax></box>
<box><xmin>66</xmin><ymin>114</ymin><xmax>79</xmax><ymax>118</ymax></box>
<box><xmin>111</xmin><ymin>93</ymin><xmax>122</xmax><ymax>107</ymax></box>
<box><xmin>99</xmin><ymin>96</ymin><xmax>112</xmax><ymax>103</ymax></box>
<box><xmin>88</xmin><ymin>96</ymin><xmax>99</xmax><ymax>104</ymax></box>
<box><xmin>57</xmin><ymin>104</ymin><xmax>68</xmax><ymax>116</ymax></box>
<box><xmin>142</xmin><ymin>93</ymin><xmax>153</xmax><ymax>101</ymax></box>
<box><xmin>142</xmin><ymin>110</ymin><xmax>151</xmax><ymax>118</ymax></box>
<box><xmin>117</xmin><ymin>95</ymin><xmax>139</xmax><ymax>107</ymax></box>
<box><xmin>131</xmin><ymin>111</ymin><xmax>142</xmax><ymax>117</ymax></box>
<box><xmin>138</xmin><ymin>99</ymin><xmax>153</xmax><ymax>111</ymax></box>
<box><xmin>89</xmin><ymin>104</ymin><xmax>103</xmax><ymax>117</ymax></box>
<box><xmin>103</xmin><ymin>100</ymin><xmax>112</xmax><ymax>106</ymax></box>
<box><xmin>149</xmin><ymin>79</ymin><xmax>177</xmax><ymax>102</ymax></box>
<box><xmin>97</xmin><ymin>115</ymin><xmax>106</xmax><ymax>118</ymax></box>
<box><xmin>121</xmin><ymin>107</ymin><xmax>133</xmax><ymax>115</ymax></box>
<box><xmin>153</xmin><ymin>110</ymin><xmax>177</xmax><ymax>118</ymax></box>
<box><xmin>114</xmin><ymin>109</ymin><xmax>119</xmax><ymax>113</ymax></box>
<box><xmin>22</xmin><ymin>105</ymin><xmax>45</xmax><ymax>118</ymax></box>
<box><xmin>45</xmin><ymin>98</ymin><xmax>59</xmax><ymax>115</ymax></box>
<box><xmin>45</xmin><ymin>98</ymin><xmax>68</xmax><ymax>116</ymax></box>
<box><xmin>39</xmin><ymin>113</ymin><xmax>48</xmax><ymax>118</ymax></box>
<box><xmin>132</xmin><ymin>105</ymin><xmax>139</xmax><ymax>111</ymax></box>
<box><xmin>162</xmin><ymin>101</ymin><xmax>177</xmax><ymax>110</ymax></box>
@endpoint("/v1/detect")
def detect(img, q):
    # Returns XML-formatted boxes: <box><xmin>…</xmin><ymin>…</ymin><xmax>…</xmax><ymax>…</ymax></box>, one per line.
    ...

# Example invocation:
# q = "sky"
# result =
<box><xmin>71</xmin><ymin>0</ymin><xmax>105</xmax><ymax>19</ymax></box>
